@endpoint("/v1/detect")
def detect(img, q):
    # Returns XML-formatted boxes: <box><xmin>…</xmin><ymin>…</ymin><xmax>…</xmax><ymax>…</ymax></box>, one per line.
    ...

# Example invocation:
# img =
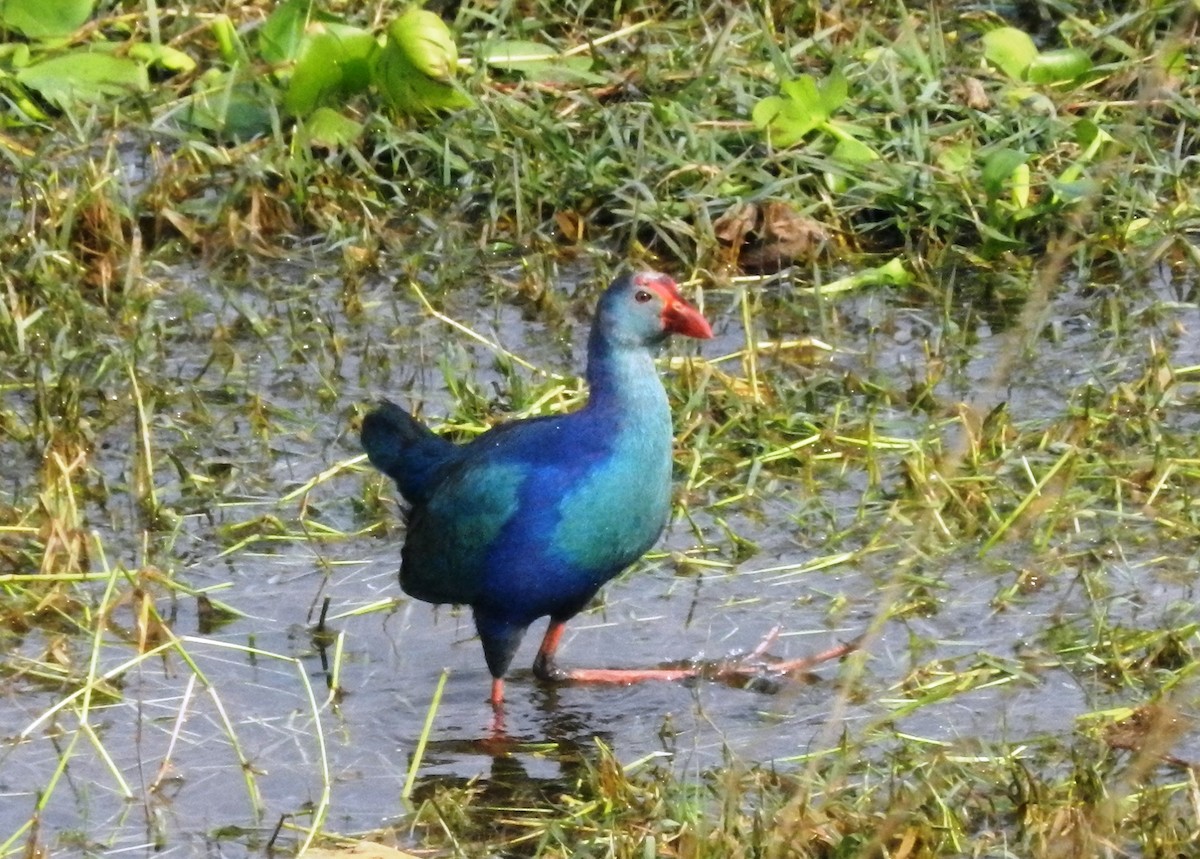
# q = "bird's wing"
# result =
<box><xmin>398</xmin><ymin>453</ymin><xmax>527</xmax><ymax>605</ymax></box>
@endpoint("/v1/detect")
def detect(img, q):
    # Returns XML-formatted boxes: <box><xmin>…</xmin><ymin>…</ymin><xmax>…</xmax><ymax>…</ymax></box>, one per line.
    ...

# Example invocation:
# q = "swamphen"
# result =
<box><xmin>362</xmin><ymin>271</ymin><xmax>712</xmax><ymax>706</ymax></box>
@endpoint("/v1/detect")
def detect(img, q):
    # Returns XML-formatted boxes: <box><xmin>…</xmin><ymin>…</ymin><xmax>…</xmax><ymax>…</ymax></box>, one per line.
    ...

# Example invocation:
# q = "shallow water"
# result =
<box><xmin>3</xmin><ymin>250</ymin><xmax>1199</xmax><ymax>855</ymax></box>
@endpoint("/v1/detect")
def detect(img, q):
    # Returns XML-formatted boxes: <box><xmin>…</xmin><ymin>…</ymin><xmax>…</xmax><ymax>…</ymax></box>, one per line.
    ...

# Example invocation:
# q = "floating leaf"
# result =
<box><xmin>1026</xmin><ymin>48</ymin><xmax>1091</xmax><ymax>85</ymax></box>
<box><xmin>0</xmin><ymin>0</ymin><xmax>94</xmax><ymax>40</ymax></box>
<box><xmin>982</xmin><ymin>26</ymin><xmax>1038</xmax><ymax>81</ymax></box>
<box><xmin>259</xmin><ymin>0</ymin><xmax>314</xmax><ymax>65</ymax></box>
<box><xmin>819</xmin><ymin>69</ymin><xmax>848</xmax><ymax>114</ymax></box>
<box><xmin>388</xmin><ymin>7</ymin><xmax>457</xmax><ymax>83</ymax></box>
<box><xmin>297</xmin><ymin>106</ymin><xmax>364</xmax><ymax>148</ymax></box>
<box><xmin>374</xmin><ymin>8</ymin><xmax>469</xmax><ymax>113</ymax></box>
<box><xmin>830</xmin><ymin>133</ymin><xmax>878</xmax><ymax>163</ymax></box>
<box><xmin>480</xmin><ymin>39</ymin><xmax>594</xmax><ymax>83</ymax></box>
<box><xmin>185</xmin><ymin>69</ymin><xmax>273</xmax><ymax>138</ymax></box>
<box><xmin>129</xmin><ymin>43</ymin><xmax>197</xmax><ymax>74</ymax></box>
<box><xmin>753</xmin><ymin>73</ymin><xmax>854</xmax><ymax>148</ymax></box>
<box><xmin>284</xmin><ymin>23</ymin><xmax>377</xmax><ymax>115</ymax></box>
<box><xmin>779</xmin><ymin>75</ymin><xmax>827</xmax><ymax>120</ymax></box>
<box><xmin>981</xmin><ymin>148</ymin><xmax>1027</xmax><ymax>200</ymax></box>
<box><xmin>1010</xmin><ymin>161</ymin><xmax>1030</xmax><ymax>209</ymax></box>
<box><xmin>937</xmin><ymin>140</ymin><xmax>974</xmax><ymax>174</ymax></box>
<box><xmin>819</xmin><ymin>256</ymin><xmax>912</xmax><ymax>293</ymax></box>
<box><xmin>482</xmin><ymin>40</ymin><xmax>557</xmax><ymax>70</ymax></box>
<box><xmin>17</xmin><ymin>52</ymin><xmax>148</xmax><ymax>108</ymax></box>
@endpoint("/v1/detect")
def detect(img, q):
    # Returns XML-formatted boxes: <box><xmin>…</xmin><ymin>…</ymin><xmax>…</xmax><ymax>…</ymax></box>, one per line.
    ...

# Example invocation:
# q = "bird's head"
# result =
<box><xmin>597</xmin><ymin>271</ymin><xmax>713</xmax><ymax>348</ymax></box>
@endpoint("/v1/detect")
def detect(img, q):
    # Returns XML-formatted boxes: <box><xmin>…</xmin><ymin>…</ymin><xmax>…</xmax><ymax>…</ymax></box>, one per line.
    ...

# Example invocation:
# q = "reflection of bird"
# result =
<box><xmin>362</xmin><ymin>272</ymin><xmax>712</xmax><ymax>707</ymax></box>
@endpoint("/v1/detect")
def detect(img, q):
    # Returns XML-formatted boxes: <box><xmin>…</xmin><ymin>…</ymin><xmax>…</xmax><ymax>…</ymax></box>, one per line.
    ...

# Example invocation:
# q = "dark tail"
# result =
<box><xmin>361</xmin><ymin>400</ymin><xmax>457</xmax><ymax>504</ymax></box>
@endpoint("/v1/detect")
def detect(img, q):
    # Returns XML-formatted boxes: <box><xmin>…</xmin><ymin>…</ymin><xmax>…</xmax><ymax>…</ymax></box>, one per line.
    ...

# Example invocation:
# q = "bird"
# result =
<box><xmin>361</xmin><ymin>271</ymin><xmax>713</xmax><ymax>707</ymax></box>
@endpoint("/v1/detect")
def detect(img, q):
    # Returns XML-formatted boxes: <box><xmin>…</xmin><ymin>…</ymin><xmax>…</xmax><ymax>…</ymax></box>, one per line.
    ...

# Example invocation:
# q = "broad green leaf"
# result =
<box><xmin>129</xmin><ymin>43</ymin><xmax>196</xmax><ymax>74</ymax></box>
<box><xmin>388</xmin><ymin>7</ymin><xmax>457</xmax><ymax>82</ymax></box>
<box><xmin>17</xmin><ymin>52</ymin><xmax>148</xmax><ymax>108</ymax></box>
<box><xmin>819</xmin><ymin>256</ymin><xmax>911</xmax><ymax>293</ymax></box>
<box><xmin>752</xmin><ymin>95</ymin><xmax>816</xmax><ymax>147</ymax></box>
<box><xmin>982</xmin><ymin>26</ymin><xmax>1038</xmax><ymax>81</ymax></box>
<box><xmin>374</xmin><ymin>7</ymin><xmax>469</xmax><ymax>113</ymax></box>
<box><xmin>284</xmin><ymin>23</ymin><xmax>376</xmax><ymax>115</ymax></box>
<box><xmin>259</xmin><ymin>0</ymin><xmax>313</xmax><ymax>64</ymax></box>
<box><xmin>980</xmin><ymin>148</ymin><xmax>1027</xmax><ymax>199</ymax></box>
<box><xmin>754</xmin><ymin>75</ymin><xmax>832</xmax><ymax>148</ymax></box>
<box><xmin>820</xmin><ymin>69</ymin><xmax>848</xmax><ymax>114</ymax></box>
<box><xmin>830</xmin><ymin>133</ymin><xmax>878</xmax><ymax>163</ymax></box>
<box><xmin>779</xmin><ymin>75</ymin><xmax>825</xmax><ymax>119</ymax></box>
<box><xmin>937</xmin><ymin>140</ymin><xmax>974</xmax><ymax>174</ymax></box>
<box><xmin>480</xmin><ymin>39</ymin><xmax>594</xmax><ymax>82</ymax></box>
<box><xmin>185</xmin><ymin>69</ymin><xmax>273</xmax><ymax>138</ymax></box>
<box><xmin>975</xmin><ymin>220</ymin><xmax>1023</xmax><ymax>250</ymax></box>
<box><xmin>482</xmin><ymin>39</ymin><xmax>557</xmax><ymax>69</ymax></box>
<box><xmin>1074</xmin><ymin>118</ymin><xmax>1113</xmax><ymax>155</ymax></box>
<box><xmin>1026</xmin><ymin>48</ymin><xmax>1091</xmax><ymax>85</ymax></box>
<box><xmin>297</xmin><ymin>106</ymin><xmax>363</xmax><ymax>148</ymax></box>
<box><xmin>0</xmin><ymin>0</ymin><xmax>93</xmax><ymax>40</ymax></box>
<box><xmin>1010</xmin><ymin>162</ymin><xmax>1030</xmax><ymax>208</ymax></box>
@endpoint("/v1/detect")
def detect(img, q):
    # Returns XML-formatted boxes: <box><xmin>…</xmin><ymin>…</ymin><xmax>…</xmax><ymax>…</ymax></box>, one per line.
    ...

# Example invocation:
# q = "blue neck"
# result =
<box><xmin>584</xmin><ymin>326</ymin><xmax>669</xmax><ymax>417</ymax></box>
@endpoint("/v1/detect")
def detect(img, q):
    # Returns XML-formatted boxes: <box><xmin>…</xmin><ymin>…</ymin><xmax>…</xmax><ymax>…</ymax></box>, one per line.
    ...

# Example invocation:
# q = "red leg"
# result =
<box><xmin>533</xmin><ymin>619</ymin><xmax>568</xmax><ymax>680</ymax></box>
<box><xmin>490</xmin><ymin>677</ymin><xmax>505</xmax><ymax>709</ymax></box>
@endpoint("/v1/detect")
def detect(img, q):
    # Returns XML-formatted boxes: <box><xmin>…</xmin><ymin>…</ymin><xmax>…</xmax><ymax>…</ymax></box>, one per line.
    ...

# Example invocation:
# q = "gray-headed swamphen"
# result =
<box><xmin>362</xmin><ymin>271</ymin><xmax>712</xmax><ymax>706</ymax></box>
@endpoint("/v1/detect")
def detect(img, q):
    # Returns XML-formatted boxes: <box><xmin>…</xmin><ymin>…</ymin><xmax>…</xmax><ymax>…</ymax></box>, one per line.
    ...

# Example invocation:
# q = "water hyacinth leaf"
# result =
<box><xmin>780</xmin><ymin>75</ymin><xmax>827</xmax><ymax>119</ymax></box>
<box><xmin>1010</xmin><ymin>161</ymin><xmax>1030</xmax><ymax>209</ymax></box>
<box><xmin>284</xmin><ymin>23</ymin><xmax>377</xmax><ymax>115</ymax></box>
<box><xmin>389</xmin><ymin>7</ymin><xmax>457</xmax><ymax>82</ymax></box>
<box><xmin>1074</xmin><ymin>118</ymin><xmax>1114</xmax><ymax>156</ymax></box>
<box><xmin>259</xmin><ymin>0</ymin><xmax>315</xmax><ymax>65</ymax></box>
<box><xmin>753</xmin><ymin>73</ymin><xmax>852</xmax><ymax>148</ymax></box>
<box><xmin>211</xmin><ymin>15</ymin><xmax>243</xmax><ymax>64</ymax></box>
<box><xmin>297</xmin><ymin>105</ymin><xmax>364</xmax><ymax>148</ymax></box>
<box><xmin>185</xmin><ymin>69</ymin><xmax>273</xmax><ymax>138</ymax></box>
<box><xmin>752</xmin><ymin>87</ymin><xmax>818</xmax><ymax>147</ymax></box>
<box><xmin>480</xmin><ymin>39</ymin><xmax>594</xmax><ymax>82</ymax></box>
<box><xmin>831</xmin><ymin>133</ymin><xmax>878</xmax><ymax>163</ymax></box>
<box><xmin>1027</xmin><ymin>48</ymin><xmax>1091</xmax><ymax>85</ymax></box>
<box><xmin>0</xmin><ymin>0</ymin><xmax>93</xmax><ymax>40</ymax></box>
<box><xmin>981</xmin><ymin>148</ymin><xmax>1027</xmax><ymax>200</ymax></box>
<box><xmin>374</xmin><ymin>8</ymin><xmax>469</xmax><ymax>113</ymax></box>
<box><xmin>982</xmin><ymin>26</ymin><xmax>1038</xmax><ymax>81</ymax></box>
<box><xmin>482</xmin><ymin>39</ymin><xmax>556</xmax><ymax>70</ymax></box>
<box><xmin>818</xmin><ymin>256</ymin><xmax>912</xmax><ymax>293</ymax></box>
<box><xmin>17</xmin><ymin>52</ymin><xmax>148</xmax><ymax>108</ymax></box>
<box><xmin>819</xmin><ymin>68</ymin><xmax>848</xmax><ymax>114</ymax></box>
<box><xmin>129</xmin><ymin>43</ymin><xmax>197</xmax><ymax>74</ymax></box>
<box><xmin>937</xmin><ymin>140</ymin><xmax>974</xmax><ymax>174</ymax></box>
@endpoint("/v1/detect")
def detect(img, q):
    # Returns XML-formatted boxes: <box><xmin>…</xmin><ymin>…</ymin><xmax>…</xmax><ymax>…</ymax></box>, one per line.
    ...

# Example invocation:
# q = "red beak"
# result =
<box><xmin>662</xmin><ymin>297</ymin><xmax>713</xmax><ymax>340</ymax></box>
<box><xmin>634</xmin><ymin>272</ymin><xmax>713</xmax><ymax>340</ymax></box>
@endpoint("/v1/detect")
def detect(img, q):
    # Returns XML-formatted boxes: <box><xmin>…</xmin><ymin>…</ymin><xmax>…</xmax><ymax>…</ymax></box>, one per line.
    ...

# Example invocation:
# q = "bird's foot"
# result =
<box><xmin>532</xmin><ymin>649</ymin><xmax>570</xmax><ymax>682</ymax></box>
<box><xmin>705</xmin><ymin>628</ymin><xmax>862</xmax><ymax>686</ymax></box>
<box><xmin>536</xmin><ymin>626</ymin><xmax>860</xmax><ymax>690</ymax></box>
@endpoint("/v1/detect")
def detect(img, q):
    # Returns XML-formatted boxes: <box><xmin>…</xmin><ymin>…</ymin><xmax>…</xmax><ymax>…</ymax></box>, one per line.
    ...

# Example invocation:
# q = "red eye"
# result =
<box><xmin>634</xmin><ymin>290</ymin><xmax>653</xmax><ymax>303</ymax></box>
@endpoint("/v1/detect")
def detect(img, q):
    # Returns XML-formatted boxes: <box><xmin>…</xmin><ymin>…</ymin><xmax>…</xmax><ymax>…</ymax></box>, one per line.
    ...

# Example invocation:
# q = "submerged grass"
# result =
<box><xmin>3</xmin><ymin>0</ymin><xmax>1200</xmax><ymax>856</ymax></box>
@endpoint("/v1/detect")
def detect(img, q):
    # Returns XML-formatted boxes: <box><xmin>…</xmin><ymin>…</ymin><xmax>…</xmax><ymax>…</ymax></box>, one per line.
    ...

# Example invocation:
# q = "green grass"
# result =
<box><xmin>4</xmin><ymin>0</ymin><xmax>1200</xmax><ymax>856</ymax></box>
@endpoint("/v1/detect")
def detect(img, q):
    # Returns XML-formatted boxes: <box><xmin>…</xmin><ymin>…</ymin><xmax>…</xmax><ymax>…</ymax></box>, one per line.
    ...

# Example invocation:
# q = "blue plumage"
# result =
<box><xmin>361</xmin><ymin>272</ymin><xmax>712</xmax><ymax>705</ymax></box>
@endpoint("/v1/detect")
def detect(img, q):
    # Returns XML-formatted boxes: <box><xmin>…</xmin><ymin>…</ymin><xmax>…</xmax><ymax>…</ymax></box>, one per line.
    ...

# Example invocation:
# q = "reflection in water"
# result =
<box><xmin>399</xmin><ymin>682</ymin><xmax>631</xmax><ymax>853</ymax></box>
